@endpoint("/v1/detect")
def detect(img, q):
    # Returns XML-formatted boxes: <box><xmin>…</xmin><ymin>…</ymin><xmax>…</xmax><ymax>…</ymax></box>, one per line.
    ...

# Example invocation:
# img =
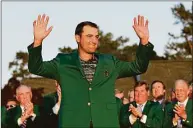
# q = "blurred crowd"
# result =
<box><xmin>1</xmin><ymin>77</ymin><xmax>192</xmax><ymax>128</ymax></box>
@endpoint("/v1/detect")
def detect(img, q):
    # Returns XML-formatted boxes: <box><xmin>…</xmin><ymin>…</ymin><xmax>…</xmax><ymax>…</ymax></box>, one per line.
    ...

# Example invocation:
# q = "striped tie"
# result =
<box><xmin>137</xmin><ymin>104</ymin><xmax>143</xmax><ymax>113</ymax></box>
<box><xmin>177</xmin><ymin>103</ymin><xmax>183</xmax><ymax>128</ymax></box>
<box><xmin>20</xmin><ymin>108</ymin><xmax>27</xmax><ymax>128</ymax></box>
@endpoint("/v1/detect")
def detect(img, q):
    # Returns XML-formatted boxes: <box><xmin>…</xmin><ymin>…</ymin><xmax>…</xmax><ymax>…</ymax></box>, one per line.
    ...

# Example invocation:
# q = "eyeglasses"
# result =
<box><xmin>6</xmin><ymin>105</ymin><xmax>16</xmax><ymax>109</ymax></box>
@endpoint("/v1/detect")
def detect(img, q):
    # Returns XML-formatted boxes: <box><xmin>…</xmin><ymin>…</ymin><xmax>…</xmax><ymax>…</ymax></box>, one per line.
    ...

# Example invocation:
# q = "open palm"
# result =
<box><xmin>132</xmin><ymin>15</ymin><xmax>149</xmax><ymax>44</ymax></box>
<box><xmin>33</xmin><ymin>14</ymin><xmax>53</xmax><ymax>42</ymax></box>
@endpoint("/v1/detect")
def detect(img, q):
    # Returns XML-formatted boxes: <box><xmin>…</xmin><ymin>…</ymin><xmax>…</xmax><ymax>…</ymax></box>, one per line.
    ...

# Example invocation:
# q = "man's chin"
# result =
<box><xmin>88</xmin><ymin>50</ymin><xmax>96</xmax><ymax>54</ymax></box>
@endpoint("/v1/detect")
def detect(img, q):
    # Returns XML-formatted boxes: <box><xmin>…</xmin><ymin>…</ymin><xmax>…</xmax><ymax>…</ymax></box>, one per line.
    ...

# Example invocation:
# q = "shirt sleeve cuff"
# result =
<box><xmin>52</xmin><ymin>103</ymin><xmax>60</xmax><ymax>115</ymax></box>
<box><xmin>17</xmin><ymin>118</ymin><xmax>22</xmax><ymax>126</ymax></box>
<box><xmin>129</xmin><ymin>114</ymin><xmax>137</xmax><ymax>124</ymax></box>
<box><xmin>140</xmin><ymin>115</ymin><xmax>147</xmax><ymax>124</ymax></box>
<box><xmin>31</xmin><ymin>113</ymin><xmax>36</xmax><ymax>121</ymax></box>
<box><xmin>172</xmin><ymin>119</ymin><xmax>178</xmax><ymax>126</ymax></box>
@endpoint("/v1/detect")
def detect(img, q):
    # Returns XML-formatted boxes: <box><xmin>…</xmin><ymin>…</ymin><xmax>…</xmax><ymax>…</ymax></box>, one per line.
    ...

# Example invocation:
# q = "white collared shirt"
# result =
<box><xmin>129</xmin><ymin>101</ymin><xmax>148</xmax><ymax>124</ymax></box>
<box><xmin>137</xmin><ymin>101</ymin><xmax>147</xmax><ymax>112</ymax></box>
<box><xmin>153</xmin><ymin>98</ymin><xmax>164</xmax><ymax>104</ymax></box>
<box><xmin>172</xmin><ymin>97</ymin><xmax>189</xmax><ymax>126</ymax></box>
<box><xmin>177</xmin><ymin>97</ymin><xmax>189</xmax><ymax>107</ymax></box>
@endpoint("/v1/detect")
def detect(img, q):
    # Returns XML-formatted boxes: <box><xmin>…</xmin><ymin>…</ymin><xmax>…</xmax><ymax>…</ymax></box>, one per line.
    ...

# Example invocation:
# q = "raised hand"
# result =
<box><xmin>24</xmin><ymin>102</ymin><xmax>34</xmax><ymax>117</ymax></box>
<box><xmin>33</xmin><ymin>14</ymin><xmax>53</xmax><ymax>47</ymax></box>
<box><xmin>173</xmin><ymin>104</ymin><xmax>187</xmax><ymax>120</ymax></box>
<box><xmin>129</xmin><ymin>104</ymin><xmax>141</xmax><ymax>117</ymax></box>
<box><xmin>20</xmin><ymin>102</ymin><xmax>34</xmax><ymax>123</ymax></box>
<box><xmin>133</xmin><ymin>15</ymin><xmax>149</xmax><ymax>45</ymax></box>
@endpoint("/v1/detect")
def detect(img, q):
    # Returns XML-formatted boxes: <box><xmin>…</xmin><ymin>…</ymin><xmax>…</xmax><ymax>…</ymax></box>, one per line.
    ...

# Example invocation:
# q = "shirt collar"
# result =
<box><xmin>20</xmin><ymin>105</ymin><xmax>25</xmax><ymax>112</ymax></box>
<box><xmin>178</xmin><ymin>97</ymin><xmax>189</xmax><ymax>107</ymax></box>
<box><xmin>137</xmin><ymin>101</ymin><xmax>147</xmax><ymax>111</ymax></box>
<box><xmin>154</xmin><ymin>98</ymin><xmax>164</xmax><ymax>104</ymax></box>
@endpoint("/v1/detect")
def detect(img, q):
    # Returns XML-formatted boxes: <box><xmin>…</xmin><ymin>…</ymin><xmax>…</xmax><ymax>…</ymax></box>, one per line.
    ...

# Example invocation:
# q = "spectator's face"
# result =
<box><xmin>128</xmin><ymin>90</ymin><xmax>134</xmax><ymax>102</ymax></box>
<box><xmin>189</xmin><ymin>86</ymin><xmax>192</xmax><ymax>93</ymax></box>
<box><xmin>134</xmin><ymin>85</ymin><xmax>149</xmax><ymax>104</ymax></box>
<box><xmin>152</xmin><ymin>82</ymin><xmax>165</xmax><ymax>99</ymax></box>
<box><xmin>175</xmin><ymin>80</ymin><xmax>189</xmax><ymax>102</ymax></box>
<box><xmin>76</xmin><ymin>25</ymin><xmax>99</xmax><ymax>54</ymax></box>
<box><xmin>16</xmin><ymin>86</ymin><xmax>32</xmax><ymax>106</ymax></box>
<box><xmin>6</xmin><ymin>100</ymin><xmax>17</xmax><ymax>110</ymax></box>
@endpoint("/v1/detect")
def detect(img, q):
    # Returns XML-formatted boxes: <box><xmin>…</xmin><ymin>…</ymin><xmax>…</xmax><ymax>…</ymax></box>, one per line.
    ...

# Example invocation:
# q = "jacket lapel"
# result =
<box><xmin>15</xmin><ymin>106</ymin><xmax>22</xmax><ymax>123</ymax></box>
<box><xmin>142</xmin><ymin>101</ymin><xmax>151</xmax><ymax>115</ymax></box>
<box><xmin>91</xmin><ymin>53</ymin><xmax>112</xmax><ymax>87</ymax></box>
<box><xmin>72</xmin><ymin>50</ymin><xmax>85</xmax><ymax>77</ymax></box>
<box><xmin>185</xmin><ymin>98</ymin><xmax>192</xmax><ymax>114</ymax></box>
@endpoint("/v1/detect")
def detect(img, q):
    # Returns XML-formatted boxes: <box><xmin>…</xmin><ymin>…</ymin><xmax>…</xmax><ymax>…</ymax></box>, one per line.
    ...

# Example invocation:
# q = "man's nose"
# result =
<box><xmin>91</xmin><ymin>37</ymin><xmax>98</xmax><ymax>44</ymax></box>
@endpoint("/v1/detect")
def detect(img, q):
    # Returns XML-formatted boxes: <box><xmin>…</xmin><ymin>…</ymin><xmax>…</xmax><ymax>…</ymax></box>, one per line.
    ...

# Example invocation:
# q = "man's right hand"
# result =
<box><xmin>33</xmin><ymin>14</ymin><xmax>53</xmax><ymax>47</ymax></box>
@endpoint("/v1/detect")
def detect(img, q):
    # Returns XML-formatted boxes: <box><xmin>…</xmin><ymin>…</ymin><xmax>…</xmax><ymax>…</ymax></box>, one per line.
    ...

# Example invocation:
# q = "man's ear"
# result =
<box><xmin>148</xmin><ymin>90</ymin><xmax>150</xmax><ymax>96</ymax></box>
<box><xmin>16</xmin><ymin>95</ymin><xmax>19</xmax><ymax>102</ymax></box>
<box><xmin>75</xmin><ymin>35</ymin><xmax>80</xmax><ymax>43</ymax></box>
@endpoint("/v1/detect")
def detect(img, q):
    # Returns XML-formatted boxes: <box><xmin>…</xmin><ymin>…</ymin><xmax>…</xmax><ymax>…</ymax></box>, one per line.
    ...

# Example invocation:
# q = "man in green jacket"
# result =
<box><xmin>172</xmin><ymin>79</ymin><xmax>192</xmax><ymax>128</ymax></box>
<box><xmin>120</xmin><ymin>81</ymin><xmax>164</xmax><ymax>128</ymax></box>
<box><xmin>5</xmin><ymin>85</ymin><xmax>43</xmax><ymax>128</ymax></box>
<box><xmin>150</xmin><ymin>80</ymin><xmax>173</xmax><ymax>128</ymax></box>
<box><xmin>28</xmin><ymin>14</ymin><xmax>154</xmax><ymax>128</ymax></box>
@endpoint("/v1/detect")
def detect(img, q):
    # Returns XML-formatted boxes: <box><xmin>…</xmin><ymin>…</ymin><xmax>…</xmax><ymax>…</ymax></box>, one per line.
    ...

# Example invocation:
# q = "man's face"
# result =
<box><xmin>76</xmin><ymin>25</ymin><xmax>99</xmax><ymax>54</ymax></box>
<box><xmin>134</xmin><ymin>85</ymin><xmax>149</xmax><ymax>104</ymax></box>
<box><xmin>152</xmin><ymin>82</ymin><xmax>165</xmax><ymax>99</ymax></box>
<box><xmin>6</xmin><ymin>100</ymin><xmax>17</xmax><ymax>110</ymax></box>
<box><xmin>16</xmin><ymin>86</ymin><xmax>32</xmax><ymax>106</ymax></box>
<box><xmin>175</xmin><ymin>81</ymin><xmax>189</xmax><ymax>102</ymax></box>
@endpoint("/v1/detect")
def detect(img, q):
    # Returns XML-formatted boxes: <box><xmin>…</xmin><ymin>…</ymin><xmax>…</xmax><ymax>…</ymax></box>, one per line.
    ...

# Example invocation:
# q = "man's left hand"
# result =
<box><xmin>133</xmin><ymin>15</ymin><xmax>149</xmax><ymax>45</ymax></box>
<box><xmin>174</xmin><ymin>104</ymin><xmax>187</xmax><ymax>120</ymax></box>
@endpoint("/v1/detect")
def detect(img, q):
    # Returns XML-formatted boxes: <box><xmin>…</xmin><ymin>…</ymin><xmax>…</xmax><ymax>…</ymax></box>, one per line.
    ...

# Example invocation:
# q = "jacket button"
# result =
<box><xmin>89</xmin><ymin>88</ymin><xmax>92</xmax><ymax>91</ymax></box>
<box><xmin>88</xmin><ymin>102</ymin><xmax>91</xmax><ymax>106</ymax></box>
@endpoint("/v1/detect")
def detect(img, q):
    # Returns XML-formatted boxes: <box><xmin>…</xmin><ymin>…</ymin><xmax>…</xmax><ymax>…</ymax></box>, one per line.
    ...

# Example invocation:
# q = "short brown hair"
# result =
<box><xmin>151</xmin><ymin>80</ymin><xmax>166</xmax><ymax>90</ymax></box>
<box><xmin>134</xmin><ymin>81</ymin><xmax>149</xmax><ymax>91</ymax></box>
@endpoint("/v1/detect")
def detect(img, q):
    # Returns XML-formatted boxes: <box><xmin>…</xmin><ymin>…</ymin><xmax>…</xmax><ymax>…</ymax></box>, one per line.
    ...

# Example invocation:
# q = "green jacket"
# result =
<box><xmin>171</xmin><ymin>98</ymin><xmax>193</xmax><ymax>128</ymax></box>
<box><xmin>162</xmin><ymin>101</ymin><xmax>173</xmax><ymax>128</ymax></box>
<box><xmin>1</xmin><ymin>106</ymin><xmax>7</xmax><ymax>128</ymax></box>
<box><xmin>120</xmin><ymin>100</ymin><xmax>164</xmax><ymax>128</ymax></box>
<box><xmin>28</xmin><ymin>42</ymin><xmax>154</xmax><ymax>128</ymax></box>
<box><xmin>5</xmin><ymin>105</ymin><xmax>42</xmax><ymax>128</ymax></box>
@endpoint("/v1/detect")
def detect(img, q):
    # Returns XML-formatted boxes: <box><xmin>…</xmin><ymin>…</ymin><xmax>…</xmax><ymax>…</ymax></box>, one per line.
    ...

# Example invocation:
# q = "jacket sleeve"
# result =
<box><xmin>114</xmin><ymin>42</ymin><xmax>154</xmax><ymax>78</ymax></box>
<box><xmin>119</xmin><ymin>104</ymin><xmax>130</xmax><ymax>128</ymax></box>
<box><xmin>163</xmin><ymin>103</ymin><xmax>173</xmax><ymax>128</ymax></box>
<box><xmin>181</xmin><ymin>110</ymin><xmax>192</xmax><ymax>128</ymax></box>
<box><xmin>27</xmin><ymin>43</ymin><xmax>60</xmax><ymax>80</ymax></box>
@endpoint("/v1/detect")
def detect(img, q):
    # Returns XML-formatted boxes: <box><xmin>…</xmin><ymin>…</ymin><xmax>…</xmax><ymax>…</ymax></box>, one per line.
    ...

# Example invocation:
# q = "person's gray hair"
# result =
<box><xmin>174</xmin><ymin>79</ymin><xmax>189</xmax><ymax>89</ymax></box>
<box><xmin>16</xmin><ymin>84</ymin><xmax>32</xmax><ymax>94</ymax></box>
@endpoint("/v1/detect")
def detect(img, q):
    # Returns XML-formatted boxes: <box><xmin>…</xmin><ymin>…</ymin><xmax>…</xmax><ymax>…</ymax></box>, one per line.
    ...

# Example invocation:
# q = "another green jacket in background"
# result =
<box><xmin>1</xmin><ymin>106</ymin><xmax>7</xmax><ymax>128</ymax></box>
<box><xmin>28</xmin><ymin>42</ymin><xmax>154</xmax><ymax>128</ymax></box>
<box><xmin>120</xmin><ymin>100</ymin><xmax>164</xmax><ymax>128</ymax></box>
<box><xmin>5</xmin><ymin>105</ymin><xmax>42</xmax><ymax>128</ymax></box>
<box><xmin>171</xmin><ymin>99</ymin><xmax>192</xmax><ymax>128</ymax></box>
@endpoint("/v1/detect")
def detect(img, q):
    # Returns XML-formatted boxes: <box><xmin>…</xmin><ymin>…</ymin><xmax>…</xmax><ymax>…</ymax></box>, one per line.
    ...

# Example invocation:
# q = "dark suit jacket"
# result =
<box><xmin>28</xmin><ymin>42</ymin><xmax>154</xmax><ymax>128</ymax></box>
<box><xmin>120</xmin><ymin>100</ymin><xmax>164</xmax><ymax>128</ymax></box>
<box><xmin>5</xmin><ymin>105</ymin><xmax>42</xmax><ymax>128</ymax></box>
<box><xmin>41</xmin><ymin>92</ymin><xmax>58</xmax><ymax>128</ymax></box>
<box><xmin>1</xmin><ymin>106</ymin><xmax>7</xmax><ymax>128</ymax></box>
